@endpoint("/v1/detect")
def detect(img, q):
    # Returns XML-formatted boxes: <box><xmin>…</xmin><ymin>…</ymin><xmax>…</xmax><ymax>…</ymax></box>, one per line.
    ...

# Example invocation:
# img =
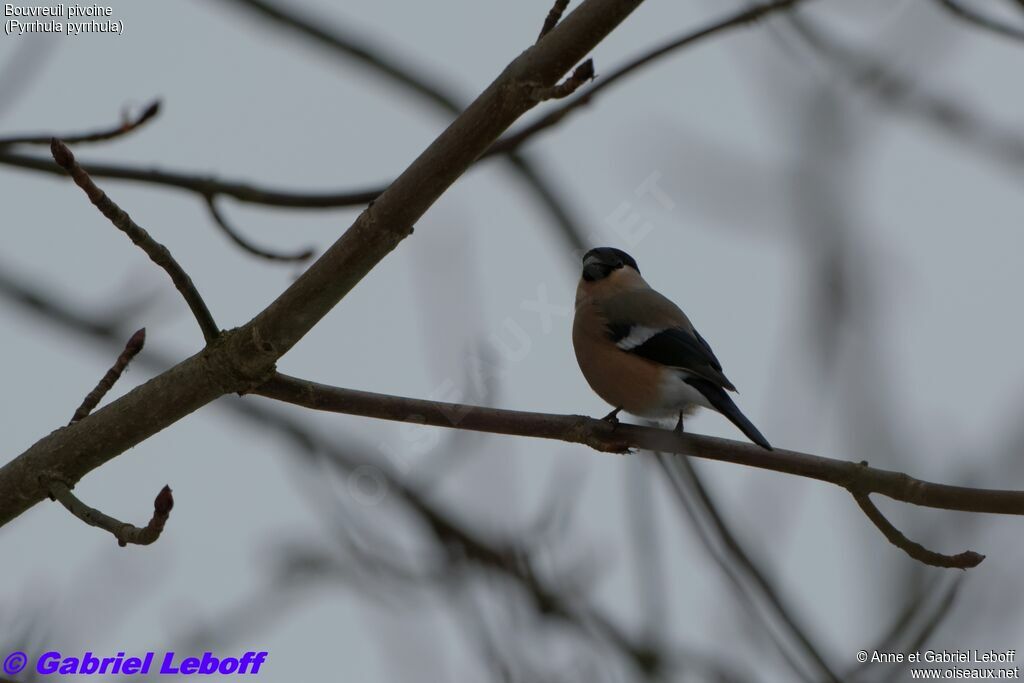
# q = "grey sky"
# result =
<box><xmin>3</xmin><ymin>1</ymin><xmax>1024</xmax><ymax>681</ymax></box>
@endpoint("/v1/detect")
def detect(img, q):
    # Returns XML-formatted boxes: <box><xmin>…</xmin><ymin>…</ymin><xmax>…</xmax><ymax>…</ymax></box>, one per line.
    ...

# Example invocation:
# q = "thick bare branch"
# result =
<box><xmin>70</xmin><ymin>327</ymin><xmax>146</xmax><ymax>423</ymax></box>
<box><xmin>49</xmin><ymin>139</ymin><xmax>220</xmax><ymax>342</ymax></box>
<box><xmin>49</xmin><ymin>481</ymin><xmax>174</xmax><ymax>547</ymax></box>
<box><xmin>255</xmin><ymin>373</ymin><xmax>1024</xmax><ymax>517</ymax></box>
<box><xmin>0</xmin><ymin>1</ymin><xmax>808</xmax><ymax>233</ymax></box>
<box><xmin>0</xmin><ymin>0</ymin><xmax>647</xmax><ymax>530</ymax></box>
<box><xmin>245</xmin><ymin>0</ymin><xmax>646</xmax><ymax>358</ymax></box>
<box><xmin>0</xmin><ymin>264</ymin><xmax>667</xmax><ymax>676</ymax></box>
<box><xmin>215</xmin><ymin>0</ymin><xmax>590</xmax><ymax>253</ymax></box>
<box><xmin>852</xmin><ymin>492</ymin><xmax>984</xmax><ymax>569</ymax></box>
<box><xmin>487</xmin><ymin>0</ymin><xmax>810</xmax><ymax>158</ymax></box>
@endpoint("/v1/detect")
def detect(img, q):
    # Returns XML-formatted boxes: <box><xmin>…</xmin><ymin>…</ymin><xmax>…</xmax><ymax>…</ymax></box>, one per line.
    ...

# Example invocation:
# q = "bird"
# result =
<box><xmin>572</xmin><ymin>247</ymin><xmax>772</xmax><ymax>450</ymax></box>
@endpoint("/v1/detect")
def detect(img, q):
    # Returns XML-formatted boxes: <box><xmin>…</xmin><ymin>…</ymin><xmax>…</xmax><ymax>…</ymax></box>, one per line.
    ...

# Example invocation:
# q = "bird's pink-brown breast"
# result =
<box><xmin>572</xmin><ymin>292</ymin><xmax>668</xmax><ymax>416</ymax></box>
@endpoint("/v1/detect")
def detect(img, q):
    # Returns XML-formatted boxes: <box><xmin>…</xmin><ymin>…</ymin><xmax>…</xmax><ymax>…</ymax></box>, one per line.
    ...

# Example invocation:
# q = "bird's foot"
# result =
<box><xmin>602</xmin><ymin>407</ymin><xmax>622</xmax><ymax>424</ymax></box>
<box><xmin>673</xmin><ymin>412</ymin><xmax>685</xmax><ymax>435</ymax></box>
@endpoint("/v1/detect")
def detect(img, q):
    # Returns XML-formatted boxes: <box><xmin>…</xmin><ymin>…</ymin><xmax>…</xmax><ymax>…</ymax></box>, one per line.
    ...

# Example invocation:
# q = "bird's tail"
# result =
<box><xmin>685</xmin><ymin>378</ymin><xmax>773</xmax><ymax>451</ymax></box>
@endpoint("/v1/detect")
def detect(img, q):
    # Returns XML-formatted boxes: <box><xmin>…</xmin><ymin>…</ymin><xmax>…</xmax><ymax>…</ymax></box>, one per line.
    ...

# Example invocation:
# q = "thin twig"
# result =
<box><xmin>786</xmin><ymin>12</ymin><xmax>1024</xmax><ymax>175</ymax></box>
<box><xmin>657</xmin><ymin>457</ymin><xmax>816</xmax><ymax>681</ymax></box>
<box><xmin>538</xmin><ymin>0</ymin><xmax>571</xmax><ymax>41</ymax></box>
<box><xmin>848</xmin><ymin>576</ymin><xmax>934</xmax><ymax>679</ymax></box>
<box><xmin>844</xmin><ymin>575</ymin><xmax>955</xmax><ymax>681</ymax></box>
<box><xmin>934</xmin><ymin>0</ymin><xmax>1024</xmax><ymax>42</ymax></box>
<box><xmin>214</xmin><ymin>0</ymin><xmax>590</xmax><ymax>253</ymax></box>
<box><xmin>0</xmin><ymin>100</ymin><xmax>160</xmax><ymax>147</ymax></box>
<box><xmin>487</xmin><ymin>0</ymin><xmax>810</xmax><ymax>157</ymax></box>
<box><xmin>0</xmin><ymin>266</ymin><xmax>120</xmax><ymax>337</ymax></box>
<box><xmin>0</xmin><ymin>269</ymin><xmax>667</xmax><ymax>679</ymax></box>
<box><xmin>48</xmin><ymin>481</ymin><xmax>174</xmax><ymax>547</ymax></box>
<box><xmin>852</xmin><ymin>491</ymin><xmax>984</xmax><ymax>569</ymax></box>
<box><xmin>659</xmin><ymin>455</ymin><xmax>840</xmax><ymax>682</ymax></box>
<box><xmin>206</xmin><ymin>197</ymin><xmax>314</xmax><ymax>263</ymax></box>
<box><xmin>624</xmin><ymin>455</ymin><xmax>668</xmax><ymax>644</ymax></box>
<box><xmin>255</xmin><ymin>373</ymin><xmax>1024</xmax><ymax>517</ymax></box>
<box><xmin>846</xmin><ymin>577</ymin><xmax>969</xmax><ymax>683</ymax></box>
<box><xmin>0</xmin><ymin>0</ymin><xmax>649</xmax><ymax>531</ymax></box>
<box><xmin>533</xmin><ymin>59</ymin><xmax>595</xmax><ymax>101</ymax></box>
<box><xmin>49</xmin><ymin>138</ymin><xmax>220</xmax><ymax>342</ymax></box>
<box><xmin>0</xmin><ymin>149</ymin><xmax>383</xmax><ymax>207</ymax></box>
<box><xmin>344</xmin><ymin>454</ymin><xmax>663</xmax><ymax>677</ymax></box>
<box><xmin>218</xmin><ymin>0</ymin><xmax>463</xmax><ymax>113</ymax></box>
<box><xmin>0</xmin><ymin>1</ymin><xmax>809</xmax><ymax>243</ymax></box>
<box><xmin>888</xmin><ymin>578</ymin><xmax>966</xmax><ymax>679</ymax></box>
<box><xmin>70</xmin><ymin>327</ymin><xmax>146</xmax><ymax>423</ymax></box>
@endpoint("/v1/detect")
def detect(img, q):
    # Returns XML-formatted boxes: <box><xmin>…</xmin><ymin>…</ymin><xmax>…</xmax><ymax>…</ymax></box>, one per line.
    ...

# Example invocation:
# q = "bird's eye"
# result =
<box><xmin>613</xmin><ymin>262</ymin><xmax>624</xmax><ymax>269</ymax></box>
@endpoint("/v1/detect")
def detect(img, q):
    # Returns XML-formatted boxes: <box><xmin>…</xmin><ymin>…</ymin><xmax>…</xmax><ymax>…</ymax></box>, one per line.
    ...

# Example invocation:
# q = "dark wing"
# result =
<box><xmin>692</xmin><ymin>329</ymin><xmax>724</xmax><ymax>373</ymax></box>
<box><xmin>609</xmin><ymin>324</ymin><xmax>735</xmax><ymax>391</ymax></box>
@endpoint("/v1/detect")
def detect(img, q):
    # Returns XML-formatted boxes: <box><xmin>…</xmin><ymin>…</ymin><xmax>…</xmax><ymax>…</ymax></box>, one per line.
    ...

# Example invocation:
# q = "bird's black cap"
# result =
<box><xmin>582</xmin><ymin>247</ymin><xmax>640</xmax><ymax>275</ymax></box>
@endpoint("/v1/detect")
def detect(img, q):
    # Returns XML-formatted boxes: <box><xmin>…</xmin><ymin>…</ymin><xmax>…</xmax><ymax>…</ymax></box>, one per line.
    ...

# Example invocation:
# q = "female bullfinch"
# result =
<box><xmin>572</xmin><ymin>247</ymin><xmax>772</xmax><ymax>450</ymax></box>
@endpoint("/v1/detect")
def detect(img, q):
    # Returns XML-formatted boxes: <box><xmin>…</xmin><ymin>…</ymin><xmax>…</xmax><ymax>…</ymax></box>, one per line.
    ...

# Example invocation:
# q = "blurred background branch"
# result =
<box><xmin>3</xmin><ymin>0</ymin><xmax>1024</xmax><ymax>681</ymax></box>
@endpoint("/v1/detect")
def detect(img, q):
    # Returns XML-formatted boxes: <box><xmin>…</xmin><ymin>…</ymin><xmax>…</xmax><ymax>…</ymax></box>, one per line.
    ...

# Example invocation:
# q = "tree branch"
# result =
<box><xmin>532</xmin><ymin>59</ymin><xmax>595</xmax><ymax>101</ymax></box>
<box><xmin>0</xmin><ymin>0</ymin><xmax>647</xmax><ymax>530</ymax></box>
<box><xmin>217</xmin><ymin>0</ymin><xmax>463</xmax><ymax>113</ymax></box>
<box><xmin>49</xmin><ymin>481</ymin><xmax>174</xmax><ymax>547</ymax></box>
<box><xmin>50</xmin><ymin>139</ymin><xmax>220</xmax><ymax>342</ymax></box>
<box><xmin>70</xmin><ymin>327</ymin><xmax>146</xmax><ymax>423</ymax></box>
<box><xmin>0</xmin><ymin>1</ymin><xmax>808</xmax><ymax>231</ymax></box>
<box><xmin>886</xmin><ymin>577</ymin><xmax>966</xmax><ymax>682</ymax></box>
<box><xmin>785</xmin><ymin>11</ymin><xmax>1024</xmax><ymax>176</ymax></box>
<box><xmin>486</xmin><ymin>0</ymin><xmax>810</xmax><ymax>158</ymax></box>
<box><xmin>538</xmin><ymin>0</ymin><xmax>571</xmax><ymax>42</ymax></box>
<box><xmin>254</xmin><ymin>373</ymin><xmax>1024</xmax><ymax>517</ymax></box>
<box><xmin>0</xmin><ymin>148</ymin><xmax>384</xmax><ymax>208</ymax></box>
<box><xmin>366</xmin><ymin>456</ymin><xmax>662</xmax><ymax>676</ymax></box>
<box><xmin>0</xmin><ymin>264</ymin><xmax>670</xmax><ymax>677</ymax></box>
<box><xmin>657</xmin><ymin>454</ymin><xmax>838</xmax><ymax>680</ymax></box>
<box><xmin>205</xmin><ymin>197</ymin><xmax>315</xmax><ymax>263</ymax></box>
<box><xmin>215</xmin><ymin>0</ymin><xmax>591</xmax><ymax>253</ymax></box>
<box><xmin>934</xmin><ymin>0</ymin><xmax>1024</xmax><ymax>43</ymax></box>
<box><xmin>243</xmin><ymin>0</ymin><xmax>646</xmax><ymax>359</ymax></box>
<box><xmin>852</xmin><ymin>491</ymin><xmax>984</xmax><ymax>569</ymax></box>
<box><xmin>655</xmin><ymin>454</ymin><xmax>839</xmax><ymax>679</ymax></box>
<box><xmin>0</xmin><ymin>100</ymin><xmax>160</xmax><ymax>148</ymax></box>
